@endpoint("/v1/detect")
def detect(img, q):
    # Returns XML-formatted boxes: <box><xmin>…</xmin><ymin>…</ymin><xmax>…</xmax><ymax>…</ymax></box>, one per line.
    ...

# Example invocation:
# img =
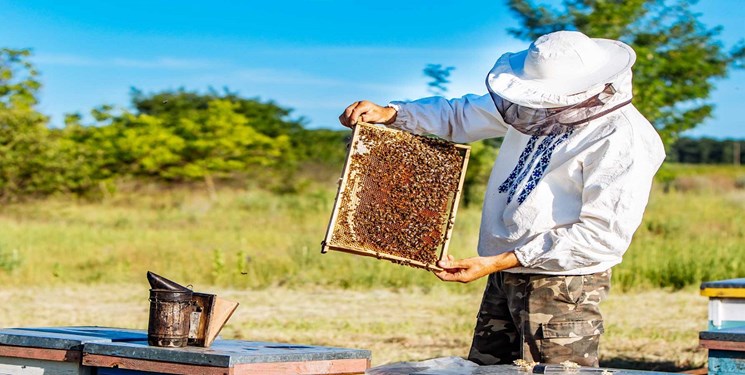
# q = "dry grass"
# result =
<box><xmin>0</xmin><ymin>284</ymin><xmax>708</xmax><ymax>371</ymax></box>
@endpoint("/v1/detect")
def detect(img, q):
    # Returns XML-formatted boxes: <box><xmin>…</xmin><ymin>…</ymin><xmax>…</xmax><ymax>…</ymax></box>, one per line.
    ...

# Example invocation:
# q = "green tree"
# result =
<box><xmin>130</xmin><ymin>87</ymin><xmax>305</xmax><ymax>139</ymax></box>
<box><xmin>1</xmin><ymin>50</ymin><xmax>344</xmax><ymax>198</ymax></box>
<box><xmin>506</xmin><ymin>0</ymin><xmax>745</xmax><ymax>145</ymax></box>
<box><xmin>0</xmin><ymin>48</ymin><xmax>55</xmax><ymax>200</ymax></box>
<box><xmin>72</xmin><ymin>98</ymin><xmax>290</xmax><ymax>184</ymax></box>
<box><xmin>126</xmin><ymin>88</ymin><xmax>350</xmax><ymax>189</ymax></box>
<box><xmin>48</xmin><ymin>116</ymin><xmax>115</xmax><ymax>195</ymax></box>
<box><xmin>61</xmin><ymin>90</ymin><xmax>292</xmax><ymax>194</ymax></box>
<box><xmin>165</xmin><ymin>99</ymin><xmax>288</xmax><ymax>181</ymax></box>
<box><xmin>292</xmin><ymin>128</ymin><xmax>350</xmax><ymax>166</ymax></box>
<box><xmin>669</xmin><ymin>136</ymin><xmax>745</xmax><ymax>164</ymax></box>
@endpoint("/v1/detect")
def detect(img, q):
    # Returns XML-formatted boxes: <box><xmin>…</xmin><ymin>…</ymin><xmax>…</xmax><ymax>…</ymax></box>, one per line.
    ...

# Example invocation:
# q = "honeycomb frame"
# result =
<box><xmin>321</xmin><ymin>122</ymin><xmax>471</xmax><ymax>271</ymax></box>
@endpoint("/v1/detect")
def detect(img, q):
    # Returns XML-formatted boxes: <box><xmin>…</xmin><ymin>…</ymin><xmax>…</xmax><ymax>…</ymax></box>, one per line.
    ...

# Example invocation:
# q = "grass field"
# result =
<box><xmin>0</xmin><ymin>164</ymin><xmax>742</xmax><ymax>369</ymax></box>
<box><xmin>0</xmin><ymin>166</ymin><xmax>743</xmax><ymax>291</ymax></box>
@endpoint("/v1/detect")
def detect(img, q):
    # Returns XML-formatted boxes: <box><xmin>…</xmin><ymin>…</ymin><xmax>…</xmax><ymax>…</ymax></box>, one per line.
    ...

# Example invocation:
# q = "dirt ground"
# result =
<box><xmin>0</xmin><ymin>285</ymin><xmax>708</xmax><ymax>371</ymax></box>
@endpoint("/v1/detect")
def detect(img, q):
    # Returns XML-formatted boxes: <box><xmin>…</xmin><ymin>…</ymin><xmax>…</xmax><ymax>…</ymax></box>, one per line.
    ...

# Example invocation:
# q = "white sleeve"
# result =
<box><xmin>512</xmin><ymin>129</ymin><xmax>663</xmax><ymax>272</ymax></box>
<box><xmin>387</xmin><ymin>94</ymin><xmax>509</xmax><ymax>143</ymax></box>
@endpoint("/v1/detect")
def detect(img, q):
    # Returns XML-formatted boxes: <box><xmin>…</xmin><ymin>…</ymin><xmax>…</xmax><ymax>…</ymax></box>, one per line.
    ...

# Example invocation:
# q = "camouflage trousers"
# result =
<box><xmin>468</xmin><ymin>270</ymin><xmax>611</xmax><ymax>367</ymax></box>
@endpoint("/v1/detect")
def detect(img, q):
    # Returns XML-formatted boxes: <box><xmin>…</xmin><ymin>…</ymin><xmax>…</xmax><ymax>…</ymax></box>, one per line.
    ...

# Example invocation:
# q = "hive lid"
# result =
<box><xmin>0</xmin><ymin>326</ymin><xmax>146</xmax><ymax>350</ymax></box>
<box><xmin>700</xmin><ymin>278</ymin><xmax>745</xmax><ymax>298</ymax></box>
<box><xmin>700</xmin><ymin>326</ymin><xmax>745</xmax><ymax>342</ymax></box>
<box><xmin>83</xmin><ymin>339</ymin><xmax>371</xmax><ymax>367</ymax></box>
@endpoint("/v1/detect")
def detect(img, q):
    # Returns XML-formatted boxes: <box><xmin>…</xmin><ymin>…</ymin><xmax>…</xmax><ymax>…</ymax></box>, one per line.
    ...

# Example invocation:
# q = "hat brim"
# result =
<box><xmin>487</xmin><ymin>38</ymin><xmax>636</xmax><ymax>108</ymax></box>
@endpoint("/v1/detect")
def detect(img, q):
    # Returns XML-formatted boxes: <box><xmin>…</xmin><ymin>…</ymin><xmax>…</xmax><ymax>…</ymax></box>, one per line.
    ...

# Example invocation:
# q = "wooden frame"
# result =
<box><xmin>321</xmin><ymin>122</ymin><xmax>471</xmax><ymax>272</ymax></box>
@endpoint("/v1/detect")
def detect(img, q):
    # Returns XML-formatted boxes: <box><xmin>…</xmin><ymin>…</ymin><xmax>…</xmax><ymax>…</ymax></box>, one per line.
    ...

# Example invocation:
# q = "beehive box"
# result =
<box><xmin>83</xmin><ymin>339</ymin><xmax>371</xmax><ymax>374</ymax></box>
<box><xmin>701</xmin><ymin>278</ymin><xmax>745</xmax><ymax>330</ymax></box>
<box><xmin>322</xmin><ymin>122</ymin><xmax>470</xmax><ymax>271</ymax></box>
<box><xmin>0</xmin><ymin>326</ymin><xmax>146</xmax><ymax>375</ymax></box>
<box><xmin>699</xmin><ymin>326</ymin><xmax>745</xmax><ymax>375</ymax></box>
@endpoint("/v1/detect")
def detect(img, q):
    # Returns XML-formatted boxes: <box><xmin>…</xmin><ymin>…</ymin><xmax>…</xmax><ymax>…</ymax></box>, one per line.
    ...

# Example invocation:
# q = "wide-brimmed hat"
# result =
<box><xmin>486</xmin><ymin>30</ymin><xmax>636</xmax><ymax>108</ymax></box>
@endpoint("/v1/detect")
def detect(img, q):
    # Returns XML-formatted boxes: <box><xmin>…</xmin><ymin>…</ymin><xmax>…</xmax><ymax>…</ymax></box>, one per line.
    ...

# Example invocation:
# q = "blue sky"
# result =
<box><xmin>1</xmin><ymin>0</ymin><xmax>743</xmax><ymax>138</ymax></box>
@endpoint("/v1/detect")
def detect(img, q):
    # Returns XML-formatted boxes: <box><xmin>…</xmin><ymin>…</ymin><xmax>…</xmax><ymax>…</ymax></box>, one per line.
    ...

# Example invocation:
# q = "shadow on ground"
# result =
<box><xmin>601</xmin><ymin>357</ymin><xmax>705</xmax><ymax>373</ymax></box>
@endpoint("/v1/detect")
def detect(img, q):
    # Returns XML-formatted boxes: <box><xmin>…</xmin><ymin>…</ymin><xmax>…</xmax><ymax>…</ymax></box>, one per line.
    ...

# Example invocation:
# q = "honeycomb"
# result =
<box><xmin>323</xmin><ymin>123</ymin><xmax>469</xmax><ymax>269</ymax></box>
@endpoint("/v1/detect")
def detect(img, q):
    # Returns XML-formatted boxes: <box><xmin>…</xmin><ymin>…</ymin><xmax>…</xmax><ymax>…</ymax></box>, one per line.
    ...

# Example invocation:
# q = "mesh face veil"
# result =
<box><xmin>490</xmin><ymin>84</ymin><xmax>632</xmax><ymax>136</ymax></box>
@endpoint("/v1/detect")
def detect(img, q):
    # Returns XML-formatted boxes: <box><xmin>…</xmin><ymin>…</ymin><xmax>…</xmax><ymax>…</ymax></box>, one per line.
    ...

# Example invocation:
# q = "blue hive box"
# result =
<box><xmin>0</xmin><ymin>326</ymin><xmax>371</xmax><ymax>374</ymax></box>
<box><xmin>0</xmin><ymin>326</ymin><xmax>146</xmax><ymax>375</ymax></box>
<box><xmin>700</xmin><ymin>326</ymin><xmax>745</xmax><ymax>375</ymax></box>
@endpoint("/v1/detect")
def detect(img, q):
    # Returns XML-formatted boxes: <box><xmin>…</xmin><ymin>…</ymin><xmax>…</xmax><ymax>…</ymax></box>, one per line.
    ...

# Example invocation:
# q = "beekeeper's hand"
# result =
<box><xmin>434</xmin><ymin>252</ymin><xmax>520</xmax><ymax>283</ymax></box>
<box><xmin>339</xmin><ymin>100</ymin><xmax>397</xmax><ymax>128</ymax></box>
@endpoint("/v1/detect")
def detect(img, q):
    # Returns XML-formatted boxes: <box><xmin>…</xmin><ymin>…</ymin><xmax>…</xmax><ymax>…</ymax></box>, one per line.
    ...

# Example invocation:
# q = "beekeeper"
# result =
<box><xmin>339</xmin><ymin>30</ymin><xmax>666</xmax><ymax>366</ymax></box>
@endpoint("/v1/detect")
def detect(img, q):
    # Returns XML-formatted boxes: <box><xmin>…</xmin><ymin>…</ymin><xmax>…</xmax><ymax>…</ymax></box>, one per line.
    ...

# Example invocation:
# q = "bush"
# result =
<box><xmin>671</xmin><ymin>175</ymin><xmax>735</xmax><ymax>193</ymax></box>
<box><xmin>0</xmin><ymin>246</ymin><xmax>21</xmax><ymax>273</ymax></box>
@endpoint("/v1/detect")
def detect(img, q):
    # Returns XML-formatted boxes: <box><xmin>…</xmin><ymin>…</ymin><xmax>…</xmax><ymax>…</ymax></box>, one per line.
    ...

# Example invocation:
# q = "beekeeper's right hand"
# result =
<box><xmin>339</xmin><ymin>100</ymin><xmax>397</xmax><ymax>128</ymax></box>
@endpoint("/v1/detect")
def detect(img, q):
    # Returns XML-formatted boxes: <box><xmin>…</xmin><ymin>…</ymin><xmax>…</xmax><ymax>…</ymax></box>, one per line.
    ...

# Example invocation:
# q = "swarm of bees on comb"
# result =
<box><xmin>322</xmin><ymin>122</ymin><xmax>470</xmax><ymax>270</ymax></box>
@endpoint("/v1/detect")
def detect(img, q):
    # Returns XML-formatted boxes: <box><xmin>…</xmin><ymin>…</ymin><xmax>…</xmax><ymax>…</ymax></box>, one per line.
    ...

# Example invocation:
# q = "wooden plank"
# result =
<box><xmin>0</xmin><ymin>345</ymin><xmax>80</xmax><ymax>362</ymax></box>
<box><xmin>700</xmin><ymin>339</ymin><xmax>745</xmax><ymax>352</ymax></box>
<box><xmin>205</xmin><ymin>297</ymin><xmax>240</xmax><ymax>348</ymax></box>
<box><xmin>188</xmin><ymin>293</ymin><xmax>238</xmax><ymax>348</ymax></box>
<box><xmin>82</xmin><ymin>354</ymin><xmax>233</xmax><ymax>375</ymax></box>
<box><xmin>233</xmin><ymin>358</ymin><xmax>370</xmax><ymax>375</ymax></box>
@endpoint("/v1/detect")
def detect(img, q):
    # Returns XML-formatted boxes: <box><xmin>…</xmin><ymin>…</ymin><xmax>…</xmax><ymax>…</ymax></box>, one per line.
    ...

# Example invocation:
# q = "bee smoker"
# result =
<box><xmin>147</xmin><ymin>272</ymin><xmax>193</xmax><ymax>347</ymax></box>
<box><xmin>145</xmin><ymin>271</ymin><xmax>239</xmax><ymax>348</ymax></box>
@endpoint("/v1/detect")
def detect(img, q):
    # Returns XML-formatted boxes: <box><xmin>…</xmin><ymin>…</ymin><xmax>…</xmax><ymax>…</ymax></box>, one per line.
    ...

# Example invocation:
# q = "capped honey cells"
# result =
<box><xmin>323</xmin><ymin>122</ymin><xmax>470</xmax><ymax>270</ymax></box>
